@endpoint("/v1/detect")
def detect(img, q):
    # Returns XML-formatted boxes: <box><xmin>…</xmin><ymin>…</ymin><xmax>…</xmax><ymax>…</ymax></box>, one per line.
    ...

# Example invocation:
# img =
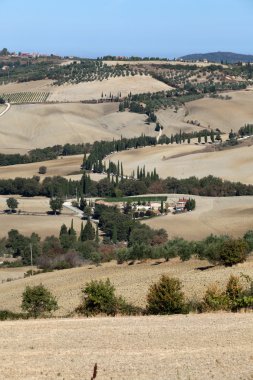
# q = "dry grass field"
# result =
<box><xmin>144</xmin><ymin>194</ymin><xmax>253</xmax><ymax>240</ymax></box>
<box><xmin>107</xmin><ymin>142</ymin><xmax>253</xmax><ymax>184</ymax></box>
<box><xmin>0</xmin><ymin>196</ymin><xmax>82</xmax><ymax>238</ymax></box>
<box><xmin>187</xmin><ymin>89</ymin><xmax>253</xmax><ymax>132</ymax></box>
<box><xmin>0</xmin><ymin>155</ymin><xmax>83</xmax><ymax>179</ymax></box>
<box><xmin>1</xmin><ymin>256</ymin><xmax>253</xmax><ymax>316</ymax></box>
<box><xmin>0</xmin><ymin>102</ymin><xmax>157</xmax><ymax>153</ymax></box>
<box><xmin>47</xmin><ymin>75</ymin><xmax>171</xmax><ymax>102</ymax></box>
<box><xmin>0</xmin><ymin>75</ymin><xmax>170</xmax><ymax>103</ymax></box>
<box><xmin>0</xmin><ymin>314</ymin><xmax>252</xmax><ymax>380</ymax></box>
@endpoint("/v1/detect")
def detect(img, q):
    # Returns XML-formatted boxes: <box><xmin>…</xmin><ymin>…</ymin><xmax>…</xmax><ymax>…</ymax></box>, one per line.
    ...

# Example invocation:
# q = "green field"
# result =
<box><xmin>101</xmin><ymin>196</ymin><xmax>167</xmax><ymax>203</ymax></box>
<box><xmin>0</xmin><ymin>92</ymin><xmax>50</xmax><ymax>104</ymax></box>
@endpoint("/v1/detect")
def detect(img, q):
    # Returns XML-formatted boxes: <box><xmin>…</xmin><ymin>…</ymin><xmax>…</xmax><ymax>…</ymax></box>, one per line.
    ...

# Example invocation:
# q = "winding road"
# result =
<box><xmin>0</xmin><ymin>103</ymin><xmax>10</xmax><ymax>117</ymax></box>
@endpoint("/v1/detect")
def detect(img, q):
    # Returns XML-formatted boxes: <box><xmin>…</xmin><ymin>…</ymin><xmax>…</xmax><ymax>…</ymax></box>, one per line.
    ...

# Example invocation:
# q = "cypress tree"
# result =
<box><xmin>112</xmin><ymin>224</ymin><xmax>117</xmax><ymax>244</ymax></box>
<box><xmin>95</xmin><ymin>224</ymin><xmax>99</xmax><ymax>243</ymax></box>
<box><xmin>60</xmin><ymin>224</ymin><xmax>68</xmax><ymax>237</ymax></box>
<box><xmin>81</xmin><ymin>219</ymin><xmax>95</xmax><ymax>241</ymax></box>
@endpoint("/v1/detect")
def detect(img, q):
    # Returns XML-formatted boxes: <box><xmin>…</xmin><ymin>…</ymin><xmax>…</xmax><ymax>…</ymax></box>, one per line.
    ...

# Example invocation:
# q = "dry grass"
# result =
<box><xmin>0</xmin><ymin>102</ymin><xmax>156</xmax><ymax>153</ymax></box>
<box><xmin>108</xmin><ymin>142</ymin><xmax>253</xmax><ymax>184</ymax></box>
<box><xmin>0</xmin><ymin>314</ymin><xmax>252</xmax><ymax>380</ymax></box>
<box><xmin>0</xmin><ymin>195</ymin><xmax>82</xmax><ymax>238</ymax></box>
<box><xmin>0</xmin><ymin>75</ymin><xmax>170</xmax><ymax>103</ymax></box>
<box><xmin>48</xmin><ymin>75</ymin><xmax>171</xmax><ymax>102</ymax></box>
<box><xmin>143</xmin><ymin>194</ymin><xmax>253</xmax><ymax>240</ymax></box>
<box><xmin>187</xmin><ymin>89</ymin><xmax>253</xmax><ymax>132</ymax></box>
<box><xmin>1</xmin><ymin>256</ymin><xmax>253</xmax><ymax>316</ymax></box>
<box><xmin>0</xmin><ymin>155</ymin><xmax>83</xmax><ymax>179</ymax></box>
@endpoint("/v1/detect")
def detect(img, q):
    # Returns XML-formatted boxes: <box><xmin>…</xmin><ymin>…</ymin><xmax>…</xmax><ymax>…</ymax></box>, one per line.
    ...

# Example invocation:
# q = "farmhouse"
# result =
<box><xmin>175</xmin><ymin>198</ymin><xmax>187</xmax><ymax>212</ymax></box>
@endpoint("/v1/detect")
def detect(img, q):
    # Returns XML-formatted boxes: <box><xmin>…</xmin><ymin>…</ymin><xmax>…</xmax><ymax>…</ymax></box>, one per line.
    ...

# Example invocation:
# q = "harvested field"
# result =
<box><xmin>0</xmin><ymin>155</ymin><xmax>83</xmax><ymax>179</ymax></box>
<box><xmin>0</xmin><ymin>75</ymin><xmax>171</xmax><ymax>103</ymax></box>
<box><xmin>0</xmin><ymin>314</ymin><xmax>252</xmax><ymax>380</ymax></box>
<box><xmin>143</xmin><ymin>194</ymin><xmax>253</xmax><ymax>240</ymax></box>
<box><xmin>187</xmin><ymin>89</ymin><xmax>253</xmax><ymax>132</ymax></box>
<box><xmin>1</xmin><ymin>256</ymin><xmax>253</xmax><ymax>316</ymax></box>
<box><xmin>0</xmin><ymin>196</ymin><xmax>82</xmax><ymax>238</ymax></box>
<box><xmin>0</xmin><ymin>103</ymin><xmax>156</xmax><ymax>153</ymax></box>
<box><xmin>0</xmin><ymin>79</ymin><xmax>53</xmax><ymax>94</ymax></box>
<box><xmin>108</xmin><ymin>143</ymin><xmax>253</xmax><ymax>184</ymax></box>
<box><xmin>47</xmin><ymin>75</ymin><xmax>171</xmax><ymax>102</ymax></box>
<box><xmin>156</xmin><ymin>106</ymin><xmax>202</xmax><ymax>135</ymax></box>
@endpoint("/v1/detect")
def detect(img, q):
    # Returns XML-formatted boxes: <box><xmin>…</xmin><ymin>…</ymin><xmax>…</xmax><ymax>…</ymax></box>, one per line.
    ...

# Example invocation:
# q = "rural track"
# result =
<box><xmin>0</xmin><ymin>103</ymin><xmax>10</xmax><ymax>117</ymax></box>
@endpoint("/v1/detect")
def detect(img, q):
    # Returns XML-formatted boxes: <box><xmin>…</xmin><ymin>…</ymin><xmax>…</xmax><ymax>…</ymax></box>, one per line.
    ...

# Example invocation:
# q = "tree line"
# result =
<box><xmin>0</xmin><ymin>143</ymin><xmax>91</xmax><ymax>167</ymax></box>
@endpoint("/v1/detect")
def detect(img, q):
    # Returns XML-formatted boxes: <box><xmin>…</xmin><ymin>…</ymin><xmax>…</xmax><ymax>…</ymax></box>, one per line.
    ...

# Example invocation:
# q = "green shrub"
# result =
<box><xmin>0</xmin><ymin>310</ymin><xmax>27</xmax><ymax>321</ymax></box>
<box><xmin>201</xmin><ymin>284</ymin><xmax>229</xmax><ymax>312</ymax></box>
<box><xmin>243</xmin><ymin>230</ymin><xmax>253</xmax><ymax>251</ymax></box>
<box><xmin>21</xmin><ymin>284</ymin><xmax>58</xmax><ymax>318</ymax></box>
<box><xmin>226</xmin><ymin>275</ymin><xmax>243</xmax><ymax>310</ymax></box>
<box><xmin>76</xmin><ymin>278</ymin><xmax>139</xmax><ymax>316</ymax></box>
<box><xmin>219</xmin><ymin>238</ymin><xmax>249</xmax><ymax>266</ymax></box>
<box><xmin>76</xmin><ymin>279</ymin><xmax>119</xmax><ymax>316</ymax></box>
<box><xmin>146</xmin><ymin>275</ymin><xmax>186</xmax><ymax>315</ymax></box>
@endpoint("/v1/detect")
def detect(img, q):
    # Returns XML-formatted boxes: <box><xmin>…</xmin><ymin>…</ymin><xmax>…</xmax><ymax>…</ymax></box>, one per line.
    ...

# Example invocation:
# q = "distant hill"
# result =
<box><xmin>179</xmin><ymin>52</ymin><xmax>253</xmax><ymax>64</ymax></box>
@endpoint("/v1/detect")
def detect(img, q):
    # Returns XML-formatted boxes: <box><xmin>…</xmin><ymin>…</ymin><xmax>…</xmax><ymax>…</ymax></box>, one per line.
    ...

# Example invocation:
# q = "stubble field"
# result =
<box><xmin>0</xmin><ymin>314</ymin><xmax>252</xmax><ymax>380</ymax></box>
<box><xmin>107</xmin><ymin>142</ymin><xmax>253</xmax><ymax>184</ymax></box>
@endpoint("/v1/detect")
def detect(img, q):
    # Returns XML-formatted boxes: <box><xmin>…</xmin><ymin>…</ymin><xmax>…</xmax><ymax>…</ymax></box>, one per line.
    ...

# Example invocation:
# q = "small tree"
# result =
<box><xmin>219</xmin><ymin>238</ymin><xmax>249</xmax><ymax>267</ymax></box>
<box><xmin>146</xmin><ymin>275</ymin><xmax>186</xmax><ymax>315</ymax></box>
<box><xmin>6</xmin><ymin>197</ymin><xmax>19</xmax><ymax>212</ymax></box>
<box><xmin>76</xmin><ymin>279</ymin><xmax>118</xmax><ymax>316</ymax></box>
<box><xmin>81</xmin><ymin>219</ymin><xmax>95</xmax><ymax>241</ymax></box>
<box><xmin>21</xmin><ymin>284</ymin><xmax>58</xmax><ymax>318</ymax></box>
<box><xmin>49</xmin><ymin>197</ymin><xmax>64</xmax><ymax>214</ymax></box>
<box><xmin>38</xmin><ymin>166</ymin><xmax>47</xmax><ymax>175</ymax></box>
<box><xmin>185</xmin><ymin>198</ymin><xmax>196</xmax><ymax>211</ymax></box>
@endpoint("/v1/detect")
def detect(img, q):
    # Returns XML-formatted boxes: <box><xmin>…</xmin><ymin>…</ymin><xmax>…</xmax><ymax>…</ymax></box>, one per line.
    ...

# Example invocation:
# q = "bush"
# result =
<box><xmin>21</xmin><ymin>284</ymin><xmax>58</xmax><ymax>318</ymax></box>
<box><xmin>76</xmin><ymin>278</ymin><xmax>139</xmax><ymax>316</ymax></box>
<box><xmin>201</xmin><ymin>284</ymin><xmax>229</xmax><ymax>312</ymax></box>
<box><xmin>218</xmin><ymin>238</ymin><xmax>249</xmax><ymax>266</ymax></box>
<box><xmin>243</xmin><ymin>230</ymin><xmax>253</xmax><ymax>251</ymax></box>
<box><xmin>146</xmin><ymin>275</ymin><xmax>186</xmax><ymax>315</ymax></box>
<box><xmin>38</xmin><ymin>166</ymin><xmax>47</xmax><ymax>174</ymax></box>
<box><xmin>76</xmin><ymin>279</ymin><xmax>119</xmax><ymax>316</ymax></box>
<box><xmin>0</xmin><ymin>310</ymin><xmax>27</xmax><ymax>321</ymax></box>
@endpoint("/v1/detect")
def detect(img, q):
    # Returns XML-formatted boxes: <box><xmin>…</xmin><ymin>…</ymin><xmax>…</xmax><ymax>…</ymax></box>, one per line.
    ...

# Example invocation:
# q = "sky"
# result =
<box><xmin>0</xmin><ymin>0</ymin><xmax>252</xmax><ymax>58</ymax></box>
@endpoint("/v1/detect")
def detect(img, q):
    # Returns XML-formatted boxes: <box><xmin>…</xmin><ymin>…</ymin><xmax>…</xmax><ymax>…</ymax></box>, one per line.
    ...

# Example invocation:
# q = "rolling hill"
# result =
<box><xmin>180</xmin><ymin>51</ymin><xmax>253</xmax><ymax>63</ymax></box>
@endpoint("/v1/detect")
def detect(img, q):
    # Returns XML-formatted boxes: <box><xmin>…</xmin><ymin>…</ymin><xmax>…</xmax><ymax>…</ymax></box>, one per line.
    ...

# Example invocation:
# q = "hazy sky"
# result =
<box><xmin>1</xmin><ymin>0</ymin><xmax>252</xmax><ymax>57</ymax></box>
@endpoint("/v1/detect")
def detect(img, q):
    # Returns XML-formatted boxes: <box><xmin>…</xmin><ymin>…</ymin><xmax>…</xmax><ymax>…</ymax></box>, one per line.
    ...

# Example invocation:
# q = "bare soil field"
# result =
<box><xmin>187</xmin><ymin>89</ymin><xmax>253</xmax><ymax>132</ymax></box>
<box><xmin>144</xmin><ymin>194</ymin><xmax>253</xmax><ymax>240</ymax></box>
<box><xmin>0</xmin><ymin>155</ymin><xmax>83</xmax><ymax>179</ymax></box>
<box><xmin>0</xmin><ymin>314</ymin><xmax>252</xmax><ymax>380</ymax></box>
<box><xmin>1</xmin><ymin>256</ymin><xmax>253</xmax><ymax>316</ymax></box>
<box><xmin>0</xmin><ymin>102</ymin><xmax>158</xmax><ymax>153</ymax></box>
<box><xmin>0</xmin><ymin>195</ymin><xmax>82</xmax><ymax>238</ymax></box>
<box><xmin>107</xmin><ymin>143</ymin><xmax>253</xmax><ymax>184</ymax></box>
